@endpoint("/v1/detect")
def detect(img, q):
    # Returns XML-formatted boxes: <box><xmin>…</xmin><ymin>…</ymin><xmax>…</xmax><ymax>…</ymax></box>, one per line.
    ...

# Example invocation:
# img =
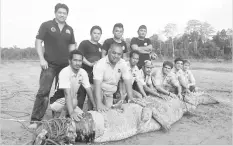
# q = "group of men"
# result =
<box><xmin>28</xmin><ymin>3</ymin><xmax>196</xmax><ymax>129</ymax></box>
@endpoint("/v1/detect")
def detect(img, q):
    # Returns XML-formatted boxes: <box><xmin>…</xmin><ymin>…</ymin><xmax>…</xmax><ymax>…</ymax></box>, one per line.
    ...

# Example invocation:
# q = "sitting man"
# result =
<box><xmin>93</xmin><ymin>43</ymin><xmax>135</xmax><ymax>112</ymax></box>
<box><xmin>172</xmin><ymin>57</ymin><xmax>190</xmax><ymax>94</ymax></box>
<box><xmin>152</xmin><ymin>61</ymin><xmax>183</xmax><ymax>100</ymax></box>
<box><xmin>138</xmin><ymin>60</ymin><xmax>161</xmax><ymax>98</ymax></box>
<box><xmin>183</xmin><ymin>59</ymin><xmax>196</xmax><ymax>92</ymax></box>
<box><xmin>50</xmin><ymin>50</ymin><xmax>96</xmax><ymax>121</ymax></box>
<box><xmin>120</xmin><ymin>50</ymin><xmax>148</xmax><ymax>100</ymax></box>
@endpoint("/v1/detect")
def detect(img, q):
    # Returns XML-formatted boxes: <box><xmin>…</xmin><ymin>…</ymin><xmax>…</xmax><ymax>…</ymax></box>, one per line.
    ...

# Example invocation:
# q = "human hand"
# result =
<box><xmin>40</xmin><ymin>58</ymin><xmax>48</xmax><ymax>70</ymax></box>
<box><xmin>97</xmin><ymin>104</ymin><xmax>109</xmax><ymax>112</ymax></box>
<box><xmin>150</xmin><ymin>52</ymin><xmax>158</xmax><ymax>60</ymax></box>
<box><xmin>177</xmin><ymin>94</ymin><xmax>183</xmax><ymax>100</ymax></box>
<box><xmin>70</xmin><ymin>111</ymin><xmax>83</xmax><ymax>122</ymax></box>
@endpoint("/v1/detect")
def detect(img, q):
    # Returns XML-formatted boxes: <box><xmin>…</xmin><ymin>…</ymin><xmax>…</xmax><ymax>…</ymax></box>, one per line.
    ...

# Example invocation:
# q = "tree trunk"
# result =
<box><xmin>171</xmin><ymin>38</ymin><xmax>175</xmax><ymax>58</ymax></box>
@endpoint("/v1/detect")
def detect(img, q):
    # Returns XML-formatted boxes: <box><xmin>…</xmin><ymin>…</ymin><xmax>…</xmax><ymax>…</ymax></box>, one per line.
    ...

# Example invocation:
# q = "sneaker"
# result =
<box><xmin>28</xmin><ymin>123</ymin><xmax>38</xmax><ymax>129</ymax></box>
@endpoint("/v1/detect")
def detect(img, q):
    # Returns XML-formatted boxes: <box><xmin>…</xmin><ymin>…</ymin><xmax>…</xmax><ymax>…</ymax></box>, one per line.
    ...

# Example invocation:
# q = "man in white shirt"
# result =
<box><xmin>93</xmin><ymin>43</ymin><xmax>134</xmax><ymax>112</ymax></box>
<box><xmin>50</xmin><ymin>50</ymin><xmax>96</xmax><ymax>121</ymax></box>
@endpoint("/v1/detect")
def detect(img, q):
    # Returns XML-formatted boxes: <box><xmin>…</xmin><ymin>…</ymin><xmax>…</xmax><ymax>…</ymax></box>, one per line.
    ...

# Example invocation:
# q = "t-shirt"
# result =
<box><xmin>36</xmin><ymin>19</ymin><xmax>75</xmax><ymax>66</ymax></box>
<box><xmin>102</xmin><ymin>38</ymin><xmax>128</xmax><ymax>54</ymax></box>
<box><xmin>130</xmin><ymin>37</ymin><xmax>151</xmax><ymax>51</ymax></box>
<box><xmin>78</xmin><ymin>40</ymin><xmax>102</xmax><ymax>63</ymax></box>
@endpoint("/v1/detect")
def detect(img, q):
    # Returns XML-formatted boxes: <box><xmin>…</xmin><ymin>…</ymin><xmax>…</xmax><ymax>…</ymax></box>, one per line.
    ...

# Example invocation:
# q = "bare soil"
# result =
<box><xmin>0</xmin><ymin>61</ymin><xmax>232</xmax><ymax>145</ymax></box>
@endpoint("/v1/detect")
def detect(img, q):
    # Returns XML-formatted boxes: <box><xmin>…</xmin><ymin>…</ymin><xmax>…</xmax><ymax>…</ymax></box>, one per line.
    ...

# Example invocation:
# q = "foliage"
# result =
<box><xmin>1</xmin><ymin>20</ymin><xmax>232</xmax><ymax>61</ymax></box>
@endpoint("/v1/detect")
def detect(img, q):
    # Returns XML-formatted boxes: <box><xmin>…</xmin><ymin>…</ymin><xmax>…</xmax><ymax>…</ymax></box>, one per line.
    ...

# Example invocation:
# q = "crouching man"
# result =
<box><xmin>152</xmin><ymin>61</ymin><xmax>183</xmax><ymax>100</ymax></box>
<box><xmin>50</xmin><ymin>50</ymin><xmax>96</xmax><ymax>121</ymax></box>
<box><xmin>93</xmin><ymin>43</ymin><xmax>135</xmax><ymax>112</ymax></box>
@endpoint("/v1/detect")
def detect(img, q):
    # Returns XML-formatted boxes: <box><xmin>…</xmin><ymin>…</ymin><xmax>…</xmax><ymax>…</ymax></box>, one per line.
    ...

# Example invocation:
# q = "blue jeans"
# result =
<box><xmin>30</xmin><ymin>63</ymin><xmax>67</xmax><ymax>123</ymax></box>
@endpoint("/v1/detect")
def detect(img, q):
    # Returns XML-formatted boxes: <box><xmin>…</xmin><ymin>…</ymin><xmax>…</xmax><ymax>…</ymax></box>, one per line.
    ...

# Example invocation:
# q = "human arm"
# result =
<box><xmin>35</xmin><ymin>39</ymin><xmax>48</xmax><ymax>70</ymax></box>
<box><xmin>83</xmin><ymin>57</ymin><xmax>97</xmax><ymax>67</ymax></box>
<box><xmin>85</xmin><ymin>87</ymin><xmax>97</xmax><ymax>110</ymax></box>
<box><xmin>131</xmin><ymin>44</ymin><xmax>152</xmax><ymax>54</ymax></box>
<box><xmin>93</xmin><ymin>62</ymin><xmax>109</xmax><ymax>112</ymax></box>
<box><xmin>63</xmin><ymin>88</ymin><xmax>83</xmax><ymax>121</ymax></box>
<box><xmin>68</xmin><ymin>28</ymin><xmax>76</xmax><ymax>52</ymax></box>
<box><xmin>136</xmin><ymin>81</ymin><xmax>147</xmax><ymax>98</ymax></box>
<box><xmin>188</xmin><ymin>71</ymin><xmax>196</xmax><ymax>87</ymax></box>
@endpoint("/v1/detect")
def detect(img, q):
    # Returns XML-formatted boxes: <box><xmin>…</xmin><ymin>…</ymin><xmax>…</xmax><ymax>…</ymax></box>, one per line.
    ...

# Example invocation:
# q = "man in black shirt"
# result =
<box><xmin>130</xmin><ymin>25</ymin><xmax>153</xmax><ymax>69</ymax></box>
<box><xmin>29</xmin><ymin>3</ymin><xmax>76</xmax><ymax>129</ymax></box>
<box><xmin>101</xmin><ymin>23</ymin><xmax>128</xmax><ymax>60</ymax></box>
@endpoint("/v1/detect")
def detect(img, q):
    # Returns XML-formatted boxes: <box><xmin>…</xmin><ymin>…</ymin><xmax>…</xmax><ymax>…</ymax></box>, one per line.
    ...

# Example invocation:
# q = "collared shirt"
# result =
<box><xmin>36</xmin><ymin>19</ymin><xmax>75</xmax><ymax>66</ymax></box>
<box><xmin>93</xmin><ymin>56</ymin><xmax>131</xmax><ymax>93</ymax></box>
<box><xmin>138</xmin><ymin>69</ymin><xmax>152</xmax><ymax>86</ymax></box>
<box><xmin>59</xmin><ymin>66</ymin><xmax>91</xmax><ymax>90</ymax></box>
<box><xmin>153</xmin><ymin>69</ymin><xmax>179</xmax><ymax>92</ymax></box>
<box><xmin>171</xmin><ymin>68</ymin><xmax>185</xmax><ymax>80</ymax></box>
<box><xmin>126</xmin><ymin>61</ymin><xmax>145</xmax><ymax>85</ymax></box>
<box><xmin>183</xmin><ymin>70</ymin><xmax>196</xmax><ymax>86</ymax></box>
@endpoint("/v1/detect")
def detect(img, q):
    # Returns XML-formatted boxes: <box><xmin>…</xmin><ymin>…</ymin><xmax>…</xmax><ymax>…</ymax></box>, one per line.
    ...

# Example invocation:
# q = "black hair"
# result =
<box><xmin>55</xmin><ymin>3</ymin><xmax>69</xmax><ymax>14</ymax></box>
<box><xmin>69</xmin><ymin>50</ymin><xmax>83</xmax><ymax>60</ymax></box>
<box><xmin>113</xmin><ymin>23</ymin><xmax>124</xmax><ymax>31</ymax></box>
<box><xmin>183</xmin><ymin>59</ymin><xmax>190</xmax><ymax>65</ymax></box>
<box><xmin>138</xmin><ymin>25</ymin><xmax>147</xmax><ymax>32</ymax></box>
<box><xmin>90</xmin><ymin>25</ymin><xmax>102</xmax><ymax>34</ymax></box>
<box><xmin>163</xmin><ymin>61</ymin><xmax>173</xmax><ymax>69</ymax></box>
<box><xmin>129</xmin><ymin>50</ymin><xmax>140</xmax><ymax>58</ymax></box>
<box><xmin>174</xmin><ymin>57</ymin><xmax>184</xmax><ymax>64</ymax></box>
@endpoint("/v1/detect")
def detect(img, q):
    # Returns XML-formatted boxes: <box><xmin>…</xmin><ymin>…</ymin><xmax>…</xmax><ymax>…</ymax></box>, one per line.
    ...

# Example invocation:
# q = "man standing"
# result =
<box><xmin>29</xmin><ymin>3</ymin><xmax>76</xmax><ymax>129</ymax></box>
<box><xmin>101</xmin><ymin>23</ymin><xmax>128</xmax><ymax>60</ymax></box>
<box><xmin>130</xmin><ymin>25</ymin><xmax>155</xmax><ymax>69</ymax></box>
<box><xmin>50</xmin><ymin>50</ymin><xmax>96</xmax><ymax>121</ymax></box>
<box><xmin>93</xmin><ymin>43</ymin><xmax>134</xmax><ymax>112</ymax></box>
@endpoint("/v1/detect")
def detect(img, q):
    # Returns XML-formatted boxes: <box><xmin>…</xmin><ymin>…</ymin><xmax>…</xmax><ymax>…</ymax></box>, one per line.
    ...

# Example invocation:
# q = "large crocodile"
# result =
<box><xmin>32</xmin><ymin>91</ymin><xmax>218</xmax><ymax>145</ymax></box>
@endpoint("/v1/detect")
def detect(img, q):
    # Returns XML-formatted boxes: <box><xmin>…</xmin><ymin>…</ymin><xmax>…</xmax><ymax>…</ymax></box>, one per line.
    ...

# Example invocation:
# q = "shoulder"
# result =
<box><xmin>59</xmin><ymin>66</ymin><xmax>71</xmax><ymax>76</ymax></box>
<box><xmin>131</xmin><ymin>37</ymin><xmax>137</xmax><ymax>41</ymax></box>
<box><xmin>79</xmin><ymin>68</ymin><xmax>88</xmax><ymax>76</ymax></box>
<box><xmin>95</xmin><ymin>57</ymin><xmax>107</xmax><ymax>67</ymax></box>
<box><xmin>39</xmin><ymin>20</ymin><xmax>53</xmax><ymax>28</ymax></box>
<box><xmin>104</xmin><ymin>38</ymin><xmax>113</xmax><ymax>43</ymax></box>
<box><xmin>80</xmin><ymin>40</ymin><xmax>89</xmax><ymax>45</ymax></box>
<box><xmin>65</xmin><ymin>24</ymin><xmax>74</xmax><ymax>31</ymax></box>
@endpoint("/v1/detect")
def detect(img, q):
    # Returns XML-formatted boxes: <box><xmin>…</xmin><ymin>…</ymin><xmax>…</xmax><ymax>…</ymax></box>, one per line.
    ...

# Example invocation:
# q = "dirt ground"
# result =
<box><xmin>0</xmin><ymin>60</ymin><xmax>232</xmax><ymax>145</ymax></box>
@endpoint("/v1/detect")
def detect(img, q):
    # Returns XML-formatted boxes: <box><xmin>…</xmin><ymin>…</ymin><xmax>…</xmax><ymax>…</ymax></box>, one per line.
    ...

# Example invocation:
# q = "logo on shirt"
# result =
<box><xmin>66</xmin><ymin>29</ymin><xmax>71</xmax><ymax>34</ymax></box>
<box><xmin>122</xmin><ymin>46</ymin><xmax>125</xmax><ymax>50</ymax></box>
<box><xmin>144</xmin><ymin>42</ymin><xmax>147</xmax><ymax>46</ymax></box>
<box><xmin>51</xmin><ymin>27</ymin><xmax>56</xmax><ymax>32</ymax></box>
<box><xmin>118</xmin><ymin>69</ymin><xmax>121</xmax><ymax>73</ymax></box>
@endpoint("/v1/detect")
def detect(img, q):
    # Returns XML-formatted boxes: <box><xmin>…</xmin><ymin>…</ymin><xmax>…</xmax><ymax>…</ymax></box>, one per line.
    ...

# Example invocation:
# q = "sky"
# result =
<box><xmin>0</xmin><ymin>0</ymin><xmax>232</xmax><ymax>48</ymax></box>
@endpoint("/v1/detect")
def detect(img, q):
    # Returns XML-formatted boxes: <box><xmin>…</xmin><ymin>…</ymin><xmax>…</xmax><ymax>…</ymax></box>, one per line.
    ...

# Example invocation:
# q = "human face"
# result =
<box><xmin>108</xmin><ymin>46</ymin><xmax>123</xmax><ymax>65</ymax></box>
<box><xmin>175</xmin><ymin>61</ymin><xmax>183</xmax><ymax>70</ymax></box>
<box><xmin>91</xmin><ymin>29</ymin><xmax>101</xmax><ymax>43</ymax></box>
<box><xmin>113</xmin><ymin>27</ymin><xmax>124</xmax><ymax>39</ymax></box>
<box><xmin>162</xmin><ymin>65</ymin><xmax>172</xmax><ymax>75</ymax></box>
<box><xmin>55</xmin><ymin>8</ymin><xmax>68</xmax><ymax>23</ymax></box>
<box><xmin>138</xmin><ymin>28</ymin><xmax>147</xmax><ymax>39</ymax></box>
<box><xmin>130</xmin><ymin>53</ymin><xmax>139</xmax><ymax>67</ymax></box>
<box><xmin>143</xmin><ymin>66</ymin><xmax>152</xmax><ymax>76</ymax></box>
<box><xmin>183</xmin><ymin>63</ymin><xmax>190</xmax><ymax>71</ymax></box>
<box><xmin>69</xmin><ymin>54</ymin><xmax>83</xmax><ymax>72</ymax></box>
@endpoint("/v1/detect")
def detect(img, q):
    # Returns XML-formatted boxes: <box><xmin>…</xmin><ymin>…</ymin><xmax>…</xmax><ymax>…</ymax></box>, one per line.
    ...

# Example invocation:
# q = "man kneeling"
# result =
<box><xmin>50</xmin><ymin>50</ymin><xmax>96</xmax><ymax>121</ymax></box>
<box><xmin>93</xmin><ymin>43</ymin><xmax>135</xmax><ymax>112</ymax></box>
